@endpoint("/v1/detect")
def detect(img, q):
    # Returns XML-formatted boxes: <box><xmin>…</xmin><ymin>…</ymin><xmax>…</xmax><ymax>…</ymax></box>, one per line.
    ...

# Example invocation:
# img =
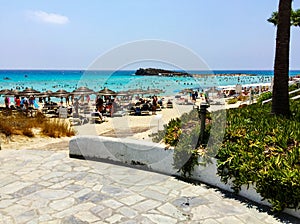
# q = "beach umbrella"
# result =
<box><xmin>52</xmin><ymin>89</ymin><xmax>70</xmax><ymax>98</ymax></box>
<box><xmin>98</xmin><ymin>87</ymin><xmax>116</xmax><ymax>96</ymax></box>
<box><xmin>115</xmin><ymin>91</ymin><xmax>130</xmax><ymax>96</ymax></box>
<box><xmin>36</xmin><ymin>90</ymin><xmax>53</xmax><ymax>98</ymax></box>
<box><xmin>5</xmin><ymin>89</ymin><xmax>20</xmax><ymax>96</ymax></box>
<box><xmin>71</xmin><ymin>86</ymin><xmax>95</xmax><ymax>96</ymax></box>
<box><xmin>20</xmin><ymin>88</ymin><xmax>40</xmax><ymax>96</ymax></box>
<box><xmin>127</xmin><ymin>88</ymin><xmax>147</xmax><ymax>95</ymax></box>
<box><xmin>0</xmin><ymin>89</ymin><xmax>12</xmax><ymax>95</ymax></box>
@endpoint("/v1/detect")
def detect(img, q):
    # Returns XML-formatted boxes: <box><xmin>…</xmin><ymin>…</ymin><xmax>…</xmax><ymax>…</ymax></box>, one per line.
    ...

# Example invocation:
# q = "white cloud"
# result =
<box><xmin>30</xmin><ymin>10</ymin><xmax>69</xmax><ymax>25</ymax></box>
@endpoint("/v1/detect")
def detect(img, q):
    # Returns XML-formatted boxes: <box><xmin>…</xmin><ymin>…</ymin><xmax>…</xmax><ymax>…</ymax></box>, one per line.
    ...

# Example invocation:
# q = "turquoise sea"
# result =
<box><xmin>0</xmin><ymin>69</ymin><xmax>299</xmax><ymax>103</ymax></box>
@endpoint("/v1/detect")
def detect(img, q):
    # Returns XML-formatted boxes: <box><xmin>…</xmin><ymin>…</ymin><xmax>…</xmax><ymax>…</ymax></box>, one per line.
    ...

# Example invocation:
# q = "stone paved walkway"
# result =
<box><xmin>0</xmin><ymin>149</ymin><xmax>298</xmax><ymax>223</ymax></box>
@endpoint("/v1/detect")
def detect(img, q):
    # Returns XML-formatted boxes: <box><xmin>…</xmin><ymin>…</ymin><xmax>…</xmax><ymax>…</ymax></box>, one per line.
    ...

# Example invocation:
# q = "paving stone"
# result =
<box><xmin>105</xmin><ymin>214</ymin><xmax>124</xmax><ymax>223</ymax></box>
<box><xmin>1</xmin><ymin>181</ymin><xmax>32</xmax><ymax>194</ymax></box>
<box><xmin>0</xmin><ymin>199</ymin><xmax>17</xmax><ymax>209</ymax></box>
<box><xmin>148</xmin><ymin>185</ymin><xmax>171</xmax><ymax>195</ymax></box>
<box><xmin>140</xmin><ymin>189</ymin><xmax>169</xmax><ymax>201</ymax></box>
<box><xmin>0</xmin><ymin>214</ymin><xmax>16</xmax><ymax>224</ymax></box>
<box><xmin>63</xmin><ymin>171</ymin><xmax>87</xmax><ymax>180</ymax></box>
<box><xmin>41</xmin><ymin>172</ymin><xmax>66</xmax><ymax>181</ymax></box>
<box><xmin>119</xmin><ymin>206</ymin><xmax>139</xmax><ymax>218</ymax></box>
<box><xmin>30</xmin><ymin>198</ymin><xmax>50</xmax><ymax>209</ymax></box>
<box><xmin>49</xmin><ymin>198</ymin><xmax>75</xmax><ymax>211</ymax></box>
<box><xmin>38</xmin><ymin>214</ymin><xmax>53</xmax><ymax>222</ymax></box>
<box><xmin>53</xmin><ymin>202</ymin><xmax>95</xmax><ymax>219</ymax></box>
<box><xmin>90</xmin><ymin>205</ymin><xmax>106</xmax><ymax>215</ymax></box>
<box><xmin>157</xmin><ymin>202</ymin><xmax>188</xmax><ymax>221</ymax></box>
<box><xmin>3</xmin><ymin>203</ymin><xmax>32</xmax><ymax>217</ymax></box>
<box><xmin>101</xmin><ymin>199</ymin><xmax>124</xmax><ymax>209</ymax></box>
<box><xmin>31</xmin><ymin>189</ymin><xmax>72</xmax><ymax>200</ymax></box>
<box><xmin>55</xmin><ymin>164</ymin><xmax>72</xmax><ymax>172</ymax></box>
<box><xmin>49</xmin><ymin>180</ymin><xmax>75</xmax><ymax>189</ymax></box>
<box><xmin>64</xmin><ymin>184</ymin><xmax>85</xmax><ymax>192</ymax></box>
<box><xmin>236</xmin><ymin>213</ymin><xmax>274</xmax><ymax>224</ymax></box>
<box><xmin>14</xmin><ymin>209</ymin><xmax>38</xmax><ymax>223</ymax></box>
<box><xmin>201</xmin><ymin>218</ymin><xmax>220</xmax><ymax>224</ymax></box>
<box><xmin>207</xmin><ymin>201</ymin><xmax>248</xmax><ymax>215</ymax></box>
<box><xmin>119</xmin><ymin>195</ymin><xmax>145</xmax><ymax>206</ymax></box>
<box><xmin>95</xmin><ymin>207</ymin><xmax>113</xmax><ymax>220</ymax></box>
<box><xmin>73</xmin><ymin>166</ymin><xmax>90</xmax><ymax>172</ymax></box>
<box><xmin>132</xmin><ymin>199</ymin><xmax>162</xmax><ymax>212</ymax></box>
<box><xmin>216</xmin><ymin>216</ymin><xmax>245</xmax><ymax>224</ymax></box>
<box><xmin>60</xmin><ymin>215</ymin><xmax>89</xmax><ymax>224</ymax></box>
<box><xmin>92</xmin><ymin>184</ymin><xmax>103</xmax><ymax>192</ymax></box>
<box><xmin>191</xmin><ymin>205</ymin><xmax>222</xmax><ymax>221</ymax></box>
<box><xmin>75</xmin><ymin>211</ymin><xmax>100</xmax><ymax>223</ymax></box>
<box><xmin>102</xmin><ymin>185</ymin><xmax>132</xmax><ymax>197</ymax></box>
<box><xmin>77</xmin><ymin>192</ymin><xmax>110</xmax><ymax>203</ymax></box>
<box><xmin>172</xmin><ymin>196</ymin><xmax>209</xmax><ymax>209</ymax></box>
<box><xmin>73</xmin><ymin>188</ymin><xmax>92</xmax><ymax>198</ymax></box>
<box><xmin>142</xmin><ymin>213</ymin><xmax>177</xmax><ymax>224</ymax></box>
<box><xmin>12</xmin><ymin>184</ymin><xmax>44</xmax><ymax>198</ymax></box>
<box><xmin>0</xmin><ymin>149</ymin><xmax>298</xmax><ymax>223</ymax></box>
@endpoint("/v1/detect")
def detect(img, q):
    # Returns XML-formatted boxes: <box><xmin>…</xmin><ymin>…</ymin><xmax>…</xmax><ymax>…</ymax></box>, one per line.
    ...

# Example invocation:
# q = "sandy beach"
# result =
<box><xmin>0</xmin><ymin>95</ymin><xmax>223</xmax><ymax>151</ymax></box>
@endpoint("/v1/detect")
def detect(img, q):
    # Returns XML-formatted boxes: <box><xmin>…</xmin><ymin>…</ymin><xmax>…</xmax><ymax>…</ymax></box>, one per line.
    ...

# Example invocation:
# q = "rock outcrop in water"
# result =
<box><xmin>135</xmin><ymin>68</ymin><xmax>191</xmax><ymax>77</ymax></box>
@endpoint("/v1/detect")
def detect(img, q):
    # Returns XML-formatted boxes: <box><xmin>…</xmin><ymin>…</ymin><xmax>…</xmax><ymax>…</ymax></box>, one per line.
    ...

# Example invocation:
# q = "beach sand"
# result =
<box><xmin>0</xmin><ymin>96</ymin><xmax>235</xmax><ymax>151</ymax></box>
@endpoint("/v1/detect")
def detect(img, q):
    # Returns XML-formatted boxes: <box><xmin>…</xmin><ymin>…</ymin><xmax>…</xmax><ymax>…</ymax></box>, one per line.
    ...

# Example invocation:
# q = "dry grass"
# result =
<box><xmin>0</xmin><ymin>110</ymin><xmax>75</xmax><ymax>138</ymax></box>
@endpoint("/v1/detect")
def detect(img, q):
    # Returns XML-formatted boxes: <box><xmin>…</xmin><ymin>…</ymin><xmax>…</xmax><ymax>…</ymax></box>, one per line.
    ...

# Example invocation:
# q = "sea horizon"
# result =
<box><xmin>0</xmin><ymin>69</ymin><xmax>299</xmax><ymax>105</ymax></box>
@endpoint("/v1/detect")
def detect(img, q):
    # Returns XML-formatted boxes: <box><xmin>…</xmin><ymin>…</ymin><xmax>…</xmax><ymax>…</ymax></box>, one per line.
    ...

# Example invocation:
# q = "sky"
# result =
<box><xmin>0</xmin><ymin>0</ymin><xmax>300</xmax><ymax>70</ymax></box>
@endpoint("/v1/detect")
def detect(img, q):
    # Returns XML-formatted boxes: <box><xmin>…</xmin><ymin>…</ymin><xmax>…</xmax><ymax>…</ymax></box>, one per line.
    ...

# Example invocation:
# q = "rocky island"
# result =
<box><xmin>135</xmin><ymin>68</ymin><xmax>258</xmax><ymax>77</ymax></box>
<box><xmin>135</xmin><ymin>68</ymin><xmax>191</xmax><ymax>77</ymax></box>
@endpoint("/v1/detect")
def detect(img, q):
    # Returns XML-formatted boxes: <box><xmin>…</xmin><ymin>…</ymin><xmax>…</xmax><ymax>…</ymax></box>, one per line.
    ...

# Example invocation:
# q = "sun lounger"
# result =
<box><xmin>89</xmin><ymin>112</ymin><xmax>104</xmax><ymax>124</ymax></box>
<box><xmin>112</xmin><ymin>110</ymin><xmax>126</xmax><ymax>117</ymax></box>
<box><xmin>166</xmin><ymin>101</ymin><xmax>173</xmax><ymax>108</ymax></box>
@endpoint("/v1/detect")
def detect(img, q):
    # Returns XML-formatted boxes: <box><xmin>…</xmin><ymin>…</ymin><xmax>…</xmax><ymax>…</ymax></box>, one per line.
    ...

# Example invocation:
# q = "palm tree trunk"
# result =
<box><xmin>271</xmin><ymin>0</ymin><xmax>292</xmax><ymax>116</ymax></box>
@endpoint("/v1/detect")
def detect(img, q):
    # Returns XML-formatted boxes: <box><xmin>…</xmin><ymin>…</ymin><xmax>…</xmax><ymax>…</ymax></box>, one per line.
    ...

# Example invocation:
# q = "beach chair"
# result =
<box><xmin>89</xmin><ymin>112</ymin><xmax>104</xmax><ymax>124</ymax></box>
<box><xmin>140</xmin><ymin>103</ymin><xmax>150</xmax><ymax>115</ymax></box>
<box><xmin>166</xmin><ymin>100</ymin><xmax>173</xmax><ymax>108</ymax></box>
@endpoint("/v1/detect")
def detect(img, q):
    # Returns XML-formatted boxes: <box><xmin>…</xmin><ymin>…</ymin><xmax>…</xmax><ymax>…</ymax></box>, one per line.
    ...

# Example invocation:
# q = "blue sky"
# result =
<box><xmin>0</xmin><ymin>0</ymin><xmax>300</xmax><ymax>70</ymax></box>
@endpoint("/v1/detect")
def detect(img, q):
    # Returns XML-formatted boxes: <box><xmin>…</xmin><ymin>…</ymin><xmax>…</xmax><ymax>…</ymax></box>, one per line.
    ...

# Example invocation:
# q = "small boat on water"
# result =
<box><xmin>3</xmin><ymin>77</ymin><xmax>10</xmax><ymax>80</ymax></box>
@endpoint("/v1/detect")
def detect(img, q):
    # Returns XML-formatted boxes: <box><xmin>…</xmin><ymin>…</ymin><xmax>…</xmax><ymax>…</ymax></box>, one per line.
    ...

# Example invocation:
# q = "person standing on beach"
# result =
<box><xmin>66</xmin><ymin>96</ymin><xmax>70</xmax><ymax>106</ymax></box>
<box><xmin>74</xmin><ymin>98</ymin><xmax>79</xmax><ymax>114</ymax></box>
<box><xmin>4</xmin><ymin>96</ymin><xmax>10</xmax><ymax>109</ymax></box>
<box><xmin>14</xmin><ymin>96</ymin><xmax>21</xmax><ymax>108</ymax></box>
<box><xmin>86</xmin><ymin>95</ymin><xmax>90</xmax><ymax>104</ymax></box>
<box><xmin>96</xmin><ymin>97</ymin><xmax>104</xmax><ymax>113</ymax></box>
<box><xmin>152</xmin><ymin>95</ymin><xmax>157</xmax><ymax>115</ymax></box>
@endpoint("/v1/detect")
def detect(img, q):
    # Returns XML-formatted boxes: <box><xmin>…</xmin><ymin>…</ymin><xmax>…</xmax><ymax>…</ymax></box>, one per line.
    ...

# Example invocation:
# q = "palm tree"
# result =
<box><xmin>268</xmin><ymin>9</ymin><xmax>300</xmax><ymax>27</ymax></box>
<box><xmin>270</xmin><ymin>0</ymin><xmax>292</xmax><ymax>116</ymax></box>
<box><xmin>292</xmin><ymin>9</ymin><xmax>300</xmax><ymax>26</ymax></box>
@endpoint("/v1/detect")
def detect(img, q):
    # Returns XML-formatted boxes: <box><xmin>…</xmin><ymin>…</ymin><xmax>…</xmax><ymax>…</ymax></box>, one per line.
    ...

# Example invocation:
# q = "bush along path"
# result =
<box><xmin>152</xmin><ymin>100</ymin><xmax>300</xmax><ymax>212</ymax></box>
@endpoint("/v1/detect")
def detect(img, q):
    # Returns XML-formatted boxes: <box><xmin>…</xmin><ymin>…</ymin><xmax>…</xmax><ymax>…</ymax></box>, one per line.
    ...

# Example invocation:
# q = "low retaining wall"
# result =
<box><xmin>69</xmin><ymin>135</ymin><xmax>177</xmax><ymax>175</ymax></box>
<box><xmin>69</xmin><ymin>136</ymin><xmax>299</xmax><ymax>219</ymax></box>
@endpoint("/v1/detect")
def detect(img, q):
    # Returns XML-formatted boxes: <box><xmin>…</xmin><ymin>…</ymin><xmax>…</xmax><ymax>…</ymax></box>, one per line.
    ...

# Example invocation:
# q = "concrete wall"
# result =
<box><xmin>69</xmin><ymin>135</ymin><xmax>177</xmax><ymax>175</ymax></box>
<box><xmin>69</xmin><ymin>136</ymin><xmax>299</xmax><ymax>219</ymax></box>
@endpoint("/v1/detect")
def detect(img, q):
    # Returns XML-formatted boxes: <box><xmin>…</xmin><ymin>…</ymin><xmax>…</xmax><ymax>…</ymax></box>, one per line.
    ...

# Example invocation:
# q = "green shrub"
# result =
<box><xmin>226</xmin><ymin>98</ymin><xmax>238</xmax><ymax>104</ymax></box>
<box><xmin>152</xmin><ymin>100</ymin><xmax>300</xmax><ymax>212</ymax></box>
<box><xmin>151</xmin><ymin>108</ymin><xmax>212</xmax><ymax>177</ymax></box>
<box><xmin>256</xmin><ymin>91</ymin><xmax>272</xmax><ymax>104</ymax></box>
<box><xmin>217</xmin><ymin>102</ymin><xmax>300</xmax><ymax>211</ymax></box>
